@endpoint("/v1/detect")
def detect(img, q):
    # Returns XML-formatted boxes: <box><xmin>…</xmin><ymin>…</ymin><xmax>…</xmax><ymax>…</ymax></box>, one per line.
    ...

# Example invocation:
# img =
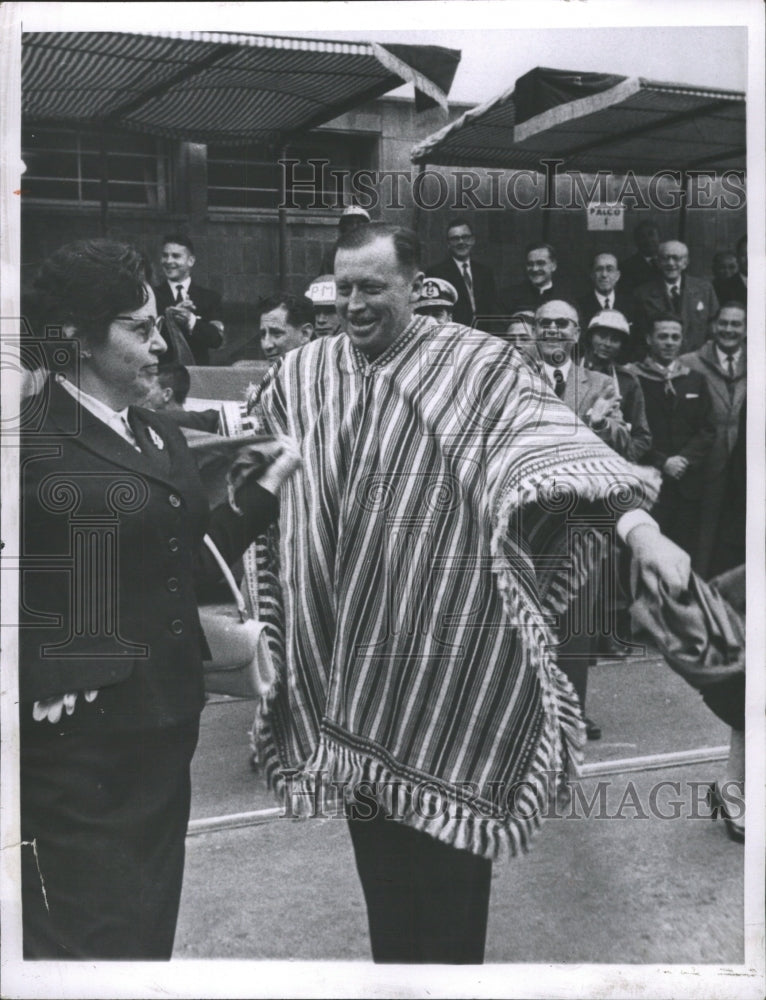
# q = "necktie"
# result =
<box><xmin>553</xmin><ymin>369</ymin><xmax>565</xmax><ymax>398</ymax></box>
<box><xmin>725</xmin><ymin>354</ymin><xmax>736</xmax><ymax>399</ymax></box>
<box><xmin>669</xmin><ymin>285</ymin><xmax>680</xmax><ymax>313</ymax></box>
<box><xmin>462</xmin><ymin>262</ymin><xmax>475</xmax><ymax>312</ymax></box>
<box><xmin>175</xmin><ymin>284</ymin><xmax>185</xmax><ymax>304</ymax></box>
<box><xmin>605</xmin><ymin>294</ymin><xmax>612</xmax><ymax>310</ymax></box>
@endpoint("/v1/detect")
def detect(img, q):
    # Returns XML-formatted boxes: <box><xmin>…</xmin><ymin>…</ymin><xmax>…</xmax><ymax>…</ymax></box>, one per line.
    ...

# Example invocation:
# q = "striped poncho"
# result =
<box><xmin>248</xmin><ymin>315</ymin><xmax>655</xmax><ymax>859</ymax></box>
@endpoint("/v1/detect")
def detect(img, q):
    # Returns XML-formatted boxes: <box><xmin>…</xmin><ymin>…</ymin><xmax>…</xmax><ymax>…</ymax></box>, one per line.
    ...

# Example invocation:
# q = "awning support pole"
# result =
<box><xmin>413</xmin><ymin>162</ymin><xmax>426</xmax><ymax>236</ymax></box>
<box><xmin>678</xmin><ymin>170</ymin><xmax>689</xmax><ymax>242</ymax></box>
<box><xmin>279</xmin><ymin>144</ymin><xmax>288</xmax><ymax>289</ymax></box>
<box><xmin>99</xmin><ymin>129</ymin><xmax>109</xmax><ymax>236</ymax></box>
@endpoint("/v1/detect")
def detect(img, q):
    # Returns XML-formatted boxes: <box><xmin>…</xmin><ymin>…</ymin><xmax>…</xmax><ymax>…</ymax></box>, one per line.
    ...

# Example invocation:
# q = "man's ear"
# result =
<box><xmin>161</xmin><ymin>386</ymin><xmax>174</xmax><ymax>406</ymax></box>
<box><xmin>300</xmin><ymin>323</ymin><xmax>313</xmax><ymax>344</ymax></box>
<box><xmin>409</xmin><ymin>271</ymin><xmax>425</xmax><ymax>303</ymax></box>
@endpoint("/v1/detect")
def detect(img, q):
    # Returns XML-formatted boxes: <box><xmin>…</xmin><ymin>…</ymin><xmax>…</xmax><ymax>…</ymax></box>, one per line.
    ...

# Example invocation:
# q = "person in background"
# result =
<box><xmin>578</xmin><ymin>253</ymin><xmax>639</xmax><ymax>359</ymax></box>
<box><xmin>19</xmin><ymin>238</ymin><xmax>300</xmax><ymax>959</ymax></box>
<box><xmin>230</xmin><ymin>293</ymin><xmax>314</xmax><ymax>365</ymax></box>
<box><xmin>619</xmin><ymin>220</ymin><xmax>661</xmax><ymax>293</ymax></box>
<box><xmin>319</xmin><ymin>204</ymin><xmax>371</xmax><ymax>274</ymax></box>
<box><xmin>581</xmin><ymin>311</ymin><xmax>652</xmax><ymax>464</ymax></box>
<box><xmin>716</xmin><ymin>235</ymin><xmax>747</xmax><ymax>306</ymax></box>
<box><xmin>679</xmin><ymin>302</ymin><xmax>747</xmax><ymax>578</ymax></box>
<box><xmin>153</xmin><ymin>233</ymin><xmax>224</xmax><ymax>366</ymax></box>
<box><xmin>711</xmin><ymin>249</ymin><xmax>739</xmax><ymax>303</ymax></box>
<box><xmin>427</xmin><ymin>216</ymin><xmax>497</xmax><ymax>329</ymax></box>
<box><xmin>413</xmin><ymin>276</ymin><xmax>458</xmax><ymax>324</ymax></box>
<box><xmin>502</xmin><ymin>243</ymin><xmax>573</xmax><ymax>315</ymax></box>
<box><xmin>531</xmin><ymin>298</ymin><xmax>633</xmax><ymax>741</ymax></box>
<box><xmin>627</xmin><ymin>315</ymin><xmax>716</xmax><ymax>557</ymax></box>
<box><xmin>306</xmin><ymin>274</ymin><xmax>341</xmax><ymax>337</ymax></box>
<box><xmin>141</xmin><ymin>361</ymin><xmax>221</xmax><ymax>434</ymax></box>
<box><xmin>633</xmin><ymin>240</ymin><xmax>718</xmax><ymax>353</ymax></box>
<box><xmin>501</xmin><ymin>310</ymin><xmax>537</xmax><ymax>363</ymax></box>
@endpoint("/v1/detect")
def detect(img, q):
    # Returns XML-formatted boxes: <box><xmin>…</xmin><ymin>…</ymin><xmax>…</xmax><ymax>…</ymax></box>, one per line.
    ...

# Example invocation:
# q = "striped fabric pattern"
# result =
<box><xmin>249</xmin><ymin>317</ymin><xmax>657</xmax><ymax>859</ymax></box>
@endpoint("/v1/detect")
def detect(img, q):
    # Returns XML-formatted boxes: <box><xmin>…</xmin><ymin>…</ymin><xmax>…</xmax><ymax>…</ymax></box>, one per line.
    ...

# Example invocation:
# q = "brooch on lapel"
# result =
<box><xmin>147</xmin><ymin>426</ymin><xmax>165</xmax><ymax>450</ymax></box>
<box><xmin>695</xmin><ymin>301</ymin><xmax>705</xmax><ymax>311</ymax></box>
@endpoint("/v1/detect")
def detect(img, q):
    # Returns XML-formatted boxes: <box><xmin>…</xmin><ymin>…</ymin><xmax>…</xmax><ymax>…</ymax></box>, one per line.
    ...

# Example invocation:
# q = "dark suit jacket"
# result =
<box><xmin>19</xmin><ymin>378</ymin><xmax>276</xmax><ymax>719</ymax></box>
<box><xmin>557</xmin><ymin>364</ymin><xmax>632</xmax><ymax>456</ymax></box>
<box><xmin>633</xmin><ymin>275</ymin><xmax>719</xmax><ymax>353</ymax></box>
<box><xmin>154</xmin><ymin>280</ymin><xmax>224</xmax><ymax>366</ymax></box>
<box><xmin>427</xmin><ymin>256</ymin><xmax>497</xmax><ymax>328</ymax></box>
<box><xmin>618</xmin><ymin>252</ymin><xmax>661</xmax><ymax>293</ymax></box>
<box><xmin>627</xmin><ymin>362</ymin><xmax>716</xmax><ymax>499</ymax></box>
<box><xmin>715</xmin><ymin>273</ymin><xmax>747</xmax><ymax>306</ymax></box>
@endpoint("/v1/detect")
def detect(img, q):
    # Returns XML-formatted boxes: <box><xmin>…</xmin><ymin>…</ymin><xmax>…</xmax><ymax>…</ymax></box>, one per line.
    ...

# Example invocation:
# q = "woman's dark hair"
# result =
<box><xmin>335</xmin><ymin>223</ymin><xmax>421</xmax><ymax>275</ymax></box>
<box><xmin>34</xmin><ymin>239</ymin><xmax>150</xmax><ymax>346</ymax></box>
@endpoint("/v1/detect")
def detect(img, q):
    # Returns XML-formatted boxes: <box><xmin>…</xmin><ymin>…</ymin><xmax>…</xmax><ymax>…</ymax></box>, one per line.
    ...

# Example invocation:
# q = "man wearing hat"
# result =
<box><xmin>414</xmin><ymin>277</ymin><xmax>458</xmax><ymax>324</ymax></box>
<box><xmin>582</xmin><ymin>310</ymin><xmax>652</xmax><ymax>464</ymax></box>
<box><xmin>306</xmin><ymin>274</ymin><xmax>341</xmax><ymax>337</ymax></box>
<box><xmin>320</xmin><ymin>205</ymin><xmax>371</xmax><ymax>273</ymax></box>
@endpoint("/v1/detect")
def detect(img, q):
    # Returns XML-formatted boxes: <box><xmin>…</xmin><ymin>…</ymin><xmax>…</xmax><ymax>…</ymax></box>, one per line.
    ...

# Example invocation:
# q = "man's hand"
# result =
<box><xmin>32</xmin><ymin>689</ymin><xmax>98</xmax><ymax>723</ymax></box>
<box><xmin>166</xmin><ymin>301</ymin><xmax>197</xmax><ymax>332</ymax></box>
<box><xmin>626</xmin><ymin>523</ymin><xmax>691</xmax><ymax>597</ymax></box>
<box><xmin>662</xmin><ymin>455</ymin><xmax>689</xmax><ymax>480</ymax></box>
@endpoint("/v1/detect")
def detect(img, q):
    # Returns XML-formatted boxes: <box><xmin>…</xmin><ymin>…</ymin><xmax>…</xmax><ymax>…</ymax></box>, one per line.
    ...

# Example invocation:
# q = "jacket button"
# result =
<box><xmin>168</xmin><ymin>537</ymin><xmax>180</xmax><ymax>552</ymax></box>
<box><xmin>170</xmin><ymin>619</ymin><xmax>184</xmax><ymax>635</ymax></box>
<box><xmin>169</xmin><ymin>494</ymin><xmax>181</xmax><ymax>508</ymax></box>
<box><xmin>167</xmin><ymin>577</ymin><xmax>180</xmax><ymax>592</ymax></box>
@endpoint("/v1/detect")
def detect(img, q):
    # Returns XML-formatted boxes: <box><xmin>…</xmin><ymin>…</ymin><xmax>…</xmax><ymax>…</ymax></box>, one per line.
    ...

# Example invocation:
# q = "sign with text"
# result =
<box><xmin>587</xmin><ymin>202</ymin><xmax>625</xmax><ymax>231</ymax></box>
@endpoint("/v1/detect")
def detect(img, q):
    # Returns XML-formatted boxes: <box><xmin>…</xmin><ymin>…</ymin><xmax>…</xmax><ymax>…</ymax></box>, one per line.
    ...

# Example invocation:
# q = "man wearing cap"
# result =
<box><xmin>581</xmin><ymin>311</ymin><xmax>652</xmax><ymax>464</ymax></box>
<box><xmin>679</xmin><ymin>302</ymin><xmax>747</xmax><ymax>577</ymax></box>
<box><xmin>154</xmin><ymin>233</ymin><xmax>225</xmax><ymax>366</ymax></box>
<box><xmin>306</xmin><ymin>275</ymin><xmax>341</xmax><ymax>337</ymax></box>
<box><xmin>578</xmin><ymin>253</ymin><xmax>639</xmax><ymax>359</ymax></box>
<box><xmin>427</xmin><ymin>217</ymin><xmax>497</xmax><ymax>329</ymax></box>
<box><xmin>320</xmin><ymin>205</ymin><xmax>372</xmax><ymax>274</ymax></box>
<box><xmin>414</xmin><ymin>277</ymin><xmax>458</xmax><ymax>324</ymax></box>
<box><xmin>633</xmin><ymin>240</ymin><xmax>718</xmax><ymax>352</ymax></box>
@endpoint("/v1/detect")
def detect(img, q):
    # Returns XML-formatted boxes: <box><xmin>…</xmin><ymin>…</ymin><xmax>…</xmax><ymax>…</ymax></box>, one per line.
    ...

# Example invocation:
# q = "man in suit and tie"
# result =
<box><xmin>578</xmin><ymin>253</ymin><xmax>640</xmax><ymax>360</ymax></box>
<box><xmin>679</xmin><ymin>302</ymin><xmax>747</xmax><ymax>578</ymax></box>
<box><xmin>619</xmin><ymin>220</ymin><xmax>661</xmax><ymax>293</ymax></box>
<box><xmin>633</xmin><ymin>240</ymin><xmax>718</xmax><ymax>353</ymax></box>
<box><xmin>154</xmin><ymin>233</ymin><xmax>225</xmax><ymax>366</ymax></box>
<box><xmin>532</xmin><ymin>299</ymin><xmax>633</xmax><ymax>741</ymax></box>
<box><xmin>427</xmin><ymin>217</ymin><xmax>497</xmax><ymax>329</ymax></box>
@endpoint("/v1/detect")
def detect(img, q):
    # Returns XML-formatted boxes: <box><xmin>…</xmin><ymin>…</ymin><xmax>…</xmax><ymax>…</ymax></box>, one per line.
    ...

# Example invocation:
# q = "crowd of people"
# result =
<box><xmin>16</xmin><ymin>211</ymin><xmax>747</xmax><ymax>964</ymax></box>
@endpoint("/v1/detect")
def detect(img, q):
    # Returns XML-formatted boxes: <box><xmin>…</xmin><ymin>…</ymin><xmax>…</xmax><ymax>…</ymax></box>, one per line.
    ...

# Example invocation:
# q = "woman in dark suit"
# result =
<box><xmin>18</xmin><ymin>239</ymin><xmax>299</xmax><ymax>959</ymax></box>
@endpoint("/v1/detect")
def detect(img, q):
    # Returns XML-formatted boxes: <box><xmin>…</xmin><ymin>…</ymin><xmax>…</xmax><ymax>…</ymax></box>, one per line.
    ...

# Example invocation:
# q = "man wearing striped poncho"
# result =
<box><xmin>247</xmin><ymin>224</ymin><xmax>690</xmax><ymax>964</ymax></box>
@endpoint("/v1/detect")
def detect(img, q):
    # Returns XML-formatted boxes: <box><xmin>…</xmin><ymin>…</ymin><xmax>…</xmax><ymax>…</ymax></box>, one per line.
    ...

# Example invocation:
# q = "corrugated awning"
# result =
<box><xmin>22</xmin><ymin>31</ymin><xmax>460</xmax><ymax>144</ymax></box>
<box><xmin>411</xmin><ymin>67</ymin><xmax>745</xmax><ymax>174</ymax></box>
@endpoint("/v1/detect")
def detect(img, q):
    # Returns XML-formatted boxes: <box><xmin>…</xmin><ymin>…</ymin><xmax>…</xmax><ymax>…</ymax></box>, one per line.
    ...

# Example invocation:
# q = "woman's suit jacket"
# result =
<box><xmin>19</xmin><ymin>376</ymin><xmax>277</xmax><ymax>727</ymax></box>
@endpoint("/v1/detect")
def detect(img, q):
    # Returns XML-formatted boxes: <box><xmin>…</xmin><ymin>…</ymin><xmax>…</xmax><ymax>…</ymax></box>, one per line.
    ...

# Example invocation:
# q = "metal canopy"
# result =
<box><xmin>22</xmin><ymin>31</ymin><xmax>460</xmax><ymax>145</ymax></box>
<box><xmin>411</xmin><ymin>67</ymin><xmax>745</xmax><ymax>174</ymax></box>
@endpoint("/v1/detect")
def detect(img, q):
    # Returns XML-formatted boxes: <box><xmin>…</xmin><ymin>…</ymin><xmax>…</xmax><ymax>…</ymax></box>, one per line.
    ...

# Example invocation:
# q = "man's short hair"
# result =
<box><xmin>712</xmin><ymin>250</ymin><xmax>736</xmax><ymax>265</ymax></box>
<box><xmin>336</xmin><ymin>223</ymin><xmax>422</xmax><ymax>275</ymax></box>
<box><xmin>650</xmin><ymin>312</ymin><xmax>683</xmax><ymax>330</ymax></box>
<box><xmin>34</xmin><ymin>238</ymin><xmax>150</xmax><ymax>346</ymax></box>
<box><xmin>714</xmin><ymin>301</ymin><xmax>747</xmax><ymax>320</ymax></box>
<box><xmin>162</xmin><ymin>233</ymin><xmax>195</xmax><ymax>254</ymax></box>
<box><xmin>525</xmin><ymin>242</ymin><xmax>557</xmax><ymax>263</ymax></box>
<box><xmin>258</xmin><ymin>293</ymin><xmax>315</xmax><ymax>329</ymax></box>
<box><xmin>446</xmin><ymin>216</ymin><xmax>473</xmax><ymax>236</ymax></box>
<box><xmin>157</xmin><ymin>362</ymin><xmax>191</xmax><ymax>405</ymax></box>
<box><xmin>634</xmin><ymin>220</ymin><xmax>659</xmax><ymax>238</ymax></box>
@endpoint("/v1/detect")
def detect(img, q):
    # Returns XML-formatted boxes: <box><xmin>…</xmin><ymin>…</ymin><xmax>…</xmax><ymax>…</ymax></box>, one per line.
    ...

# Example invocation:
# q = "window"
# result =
<box><xmin>21</xmin><ymin>127</ymin><xmax>171</xmax><ymax>208</ymax></box>
<box><xmin>207</xmin><ymin>131</ymin><xmax>377</xmax><ymax>211</ymax></box>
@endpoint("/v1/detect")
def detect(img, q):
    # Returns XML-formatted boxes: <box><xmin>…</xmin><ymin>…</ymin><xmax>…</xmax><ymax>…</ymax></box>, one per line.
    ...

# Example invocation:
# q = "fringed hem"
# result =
<box><xmin>255</xmin><ymin>665</ymin><xmax>585</xmax><ymax>863</ymax></box>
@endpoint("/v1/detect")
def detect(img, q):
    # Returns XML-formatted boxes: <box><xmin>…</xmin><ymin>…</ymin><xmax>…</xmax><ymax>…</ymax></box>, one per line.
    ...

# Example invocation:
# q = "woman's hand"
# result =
<box><xmin>32</xmin><ymin>689</ymin><xmax>98</xmax><ymax>723</ymax></box>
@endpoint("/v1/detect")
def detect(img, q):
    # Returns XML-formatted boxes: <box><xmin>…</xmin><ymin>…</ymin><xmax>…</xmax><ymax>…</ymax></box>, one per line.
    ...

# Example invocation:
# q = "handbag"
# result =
<box><xmin>629</xmin><ymin>565</ymin><xmax>745</xmax><ymax>690</ymax></box>
<box><xmin>198</xmin><ymin>534</ymin><xmax>276</xmax><ymax>700</ymax></box>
